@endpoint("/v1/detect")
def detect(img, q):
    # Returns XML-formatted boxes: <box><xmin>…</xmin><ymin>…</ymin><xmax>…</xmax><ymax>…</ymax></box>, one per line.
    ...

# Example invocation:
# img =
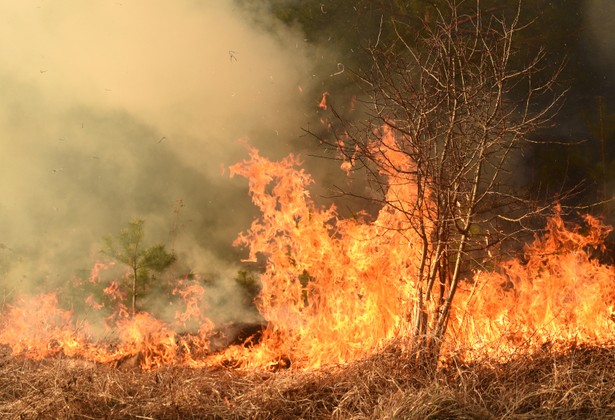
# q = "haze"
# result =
<box><xmin>0</xmin><ymin>0</ymin><xmax>322</xmax><ymax>302</ymax></box>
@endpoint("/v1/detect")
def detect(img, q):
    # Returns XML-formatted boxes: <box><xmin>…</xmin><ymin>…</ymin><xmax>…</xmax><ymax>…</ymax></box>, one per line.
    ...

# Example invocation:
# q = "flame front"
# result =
<box><xmin>0</xmin><ymin>141</ymin><xmax>613</xmax><ymax>370</ymax></box>
<box><xmin>228</xmin><ymin>146</ymin><xmax>614</xmax><ymax>368</ymax></box>
<box><xmin>451</xmin><ymin>209</ymin><xmax>615</xmax><ymax>358</ymax></box>
<box><xmin>229</xmin><ymin>147</ymin><xmax>420</xmax><ymax>368</ymax></box>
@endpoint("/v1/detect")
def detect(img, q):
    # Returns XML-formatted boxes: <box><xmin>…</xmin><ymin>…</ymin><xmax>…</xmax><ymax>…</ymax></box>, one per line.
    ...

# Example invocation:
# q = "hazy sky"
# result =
<box><xmin>0</xmin><ymin>0</ymin><xmax>329</xmax><ymax>298</ymax></box>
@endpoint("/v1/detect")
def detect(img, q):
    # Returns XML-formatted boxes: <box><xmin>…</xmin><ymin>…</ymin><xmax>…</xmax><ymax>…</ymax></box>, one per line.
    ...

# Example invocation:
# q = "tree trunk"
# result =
<box><xmin>131</xmin><ymin>267</ymin><xmax>138</xmax><ymax>318</ymax></box>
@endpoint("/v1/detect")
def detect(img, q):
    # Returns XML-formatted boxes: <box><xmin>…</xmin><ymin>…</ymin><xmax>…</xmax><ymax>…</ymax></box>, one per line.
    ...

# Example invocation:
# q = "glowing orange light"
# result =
<box><xmin>0</xmin><ymin>129</ymin><xmax>613</xmax><ymax>370</ymax></box>
<box><xmin>318</xmin><ymin>91</ymin><xmax>329</xmax><ymax>110</ymax></box>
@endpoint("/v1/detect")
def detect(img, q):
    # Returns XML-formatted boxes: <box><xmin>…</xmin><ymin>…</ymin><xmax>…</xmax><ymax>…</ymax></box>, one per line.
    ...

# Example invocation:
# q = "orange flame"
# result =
<box><xmin>318</xmin><ymin>91</ymin><xmax>329</xmax><ymax>110</ymax></box>
<box><xmin>229</xmin><ymin>141</ymin><xmax>614</xmax><ymax>367</ymax></box>
<box><xmin>1</xmin><ymin>133</ymin><xmax>613</xmax><ymax>370</ymax></box>
<box><xmin>450</xmin><ymin>207</ymin><xmax>615</xmax><ymax>359</ymax></box>
<box><xmin>229</xmin><ymin>146</ymin><xmax>428</xmax><ymax>368</ymax></box>
<box><xmin>0</xmin><ymin>294</ymin><xmax>88</xmax><ymax>360</ymax></box>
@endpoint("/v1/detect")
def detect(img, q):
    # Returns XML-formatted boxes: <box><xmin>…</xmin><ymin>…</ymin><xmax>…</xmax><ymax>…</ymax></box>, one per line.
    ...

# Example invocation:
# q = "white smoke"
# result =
<box><xmin>0</xmin><ymin>0</ymin><xmax>323</xmax><ymax>311</ymax></box>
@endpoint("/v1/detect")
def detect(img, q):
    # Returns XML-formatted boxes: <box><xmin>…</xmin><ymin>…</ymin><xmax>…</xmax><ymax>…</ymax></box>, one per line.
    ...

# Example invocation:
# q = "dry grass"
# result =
<box><xmin>0</xmin><ymin>342</ymin><xmax>613</xmax><ymax>419</ymax></box>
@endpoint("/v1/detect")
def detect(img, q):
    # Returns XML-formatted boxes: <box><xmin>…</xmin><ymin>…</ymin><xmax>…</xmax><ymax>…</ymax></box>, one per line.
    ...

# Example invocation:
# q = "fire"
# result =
<box><xmin>318</xmin><ymin>91</ymin><xmax>329</xmax><ymax>110</ymax></box>
<box><xmin>451</xmin><ymin>208</ymin><xmax>615</xmax><ymax>359</ymax></box>
<box><xmin>229</xmin><ymin>147</ymin><xmax>614</xmax><ymax>368</ymax></box>
<box><xmin>229</xmin><ymin>146</ymin><xmax>420</xmax><ymax>368</ymax></box>
<box><xmin>0</xmin><ymin>140</ymin><xmax>613</xmax><ymax>370</ymax></box>
<box><xmin>0</xmin><ymin>294</ymin><xmax>88</xmax><ymax>360</ymax></box>
<box><xmin>0</xmin><ymin>271</ymin><xmax>215</xmax><ymax>370</ymax></box>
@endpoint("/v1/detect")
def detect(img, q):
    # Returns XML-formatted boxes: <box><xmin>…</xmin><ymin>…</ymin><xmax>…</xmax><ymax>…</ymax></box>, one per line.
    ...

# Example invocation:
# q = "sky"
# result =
<box><xmin>0</xmin><ymin>0</ymin><xmax>335</xmax><ymax>308</ymax></box>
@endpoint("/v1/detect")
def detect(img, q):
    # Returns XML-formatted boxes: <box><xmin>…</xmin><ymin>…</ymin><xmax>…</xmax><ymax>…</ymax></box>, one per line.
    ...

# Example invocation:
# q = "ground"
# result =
<box><xmin>0</xmin><ymin>342</ymin><xmax>613</xmax><ymax>419</ymax></box>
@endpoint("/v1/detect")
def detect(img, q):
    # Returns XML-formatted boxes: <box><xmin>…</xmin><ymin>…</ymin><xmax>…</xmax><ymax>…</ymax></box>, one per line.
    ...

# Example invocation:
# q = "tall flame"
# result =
<box><xmin>451</xmin><ymin>208</ymin><xmax>615</xmax><ymax>358</ymax></box>
<box><xmin>229</xmin><ymin>144</ymin><xmax>614</xmax><ymax>367</ymax></box>
<box><xmin>229</xmin><ymin>147</ymin><xmax>420</xmax><ymax>367</ymax></box>
<box><xmin>0</xmin><ymin>136</ymin><xmax>613</xmax><ymax>370</ymax></box>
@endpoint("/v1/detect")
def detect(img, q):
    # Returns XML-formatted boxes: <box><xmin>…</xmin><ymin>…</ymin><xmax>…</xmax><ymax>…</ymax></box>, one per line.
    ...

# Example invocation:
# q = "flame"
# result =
<box><xmin>450</xmin><ymin>208</ymin><xmax>615</xmax><ymax>359</ymax></box>
<box><xmin>228</xmin><ymin>141</ymin><xmax>614</xmax><ymax>368</ymax></box>
<box><xmin>0</xmin><ymin>294</ymin><xmax>88</xmax><ymax>360</ymax></box>
<box><xmin>0</xmin><ymin>133</ymin><xmax>613</xmax><ymax>370</ymax></box>
<box><xmin>0</xmin><ymin>272</ymin><xmax>215</xmax><ymax>370</ymax></box>
<box><xmin>229</xmin><ymin>146</ymin><xmax>423</xmax><ymax>368</ymax></box>
<box><xmin>318</xmin><ymin>91</ymin><xmax>329</xmax><ymax>110</ymax></box>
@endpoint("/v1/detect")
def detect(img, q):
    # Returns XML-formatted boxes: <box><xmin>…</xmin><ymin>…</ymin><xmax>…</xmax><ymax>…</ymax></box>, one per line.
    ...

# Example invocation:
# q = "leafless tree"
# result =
<box><xmin>313</xmin><ymin>0</ymin><xmax>566</xmax><ymax>364</ymax></box>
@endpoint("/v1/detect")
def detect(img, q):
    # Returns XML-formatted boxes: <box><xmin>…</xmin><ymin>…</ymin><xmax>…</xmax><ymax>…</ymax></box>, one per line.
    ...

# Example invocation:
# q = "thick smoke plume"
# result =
<box><xmin>0</xmin><ymin>0</ymin><xmax>327</xmax><ymax>322</ymax></box>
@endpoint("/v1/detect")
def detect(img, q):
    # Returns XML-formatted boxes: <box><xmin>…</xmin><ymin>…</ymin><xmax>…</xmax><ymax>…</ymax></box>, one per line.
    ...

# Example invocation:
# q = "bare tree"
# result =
<box><xmin>314</xmin><ymin>1</ymin><xmax>565</xmax><ymax>364</ymax></box>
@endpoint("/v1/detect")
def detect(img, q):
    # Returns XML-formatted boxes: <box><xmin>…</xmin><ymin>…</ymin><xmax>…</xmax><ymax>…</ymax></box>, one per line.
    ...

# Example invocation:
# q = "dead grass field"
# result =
<box><xmin>0</xmin><ymin>342</ymin><xmax>613</xmax><ymax>419</ymax></box>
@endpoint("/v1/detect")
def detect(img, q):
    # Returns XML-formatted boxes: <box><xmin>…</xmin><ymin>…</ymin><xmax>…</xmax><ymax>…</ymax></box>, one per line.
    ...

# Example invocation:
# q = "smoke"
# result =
<box><xmin>585</xmin><ymin>0</ymin><xmax>615</xmax><ymax>74</ymax></box>
<box><xmin>0</xmin><ymin>0</ymin><xmax>328</xmax><ymax>318</ymax></box>
<box><xmin>583</xmin><ymin>0</ymin><xmax>615</xmax><ymax>211</ymax></box>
